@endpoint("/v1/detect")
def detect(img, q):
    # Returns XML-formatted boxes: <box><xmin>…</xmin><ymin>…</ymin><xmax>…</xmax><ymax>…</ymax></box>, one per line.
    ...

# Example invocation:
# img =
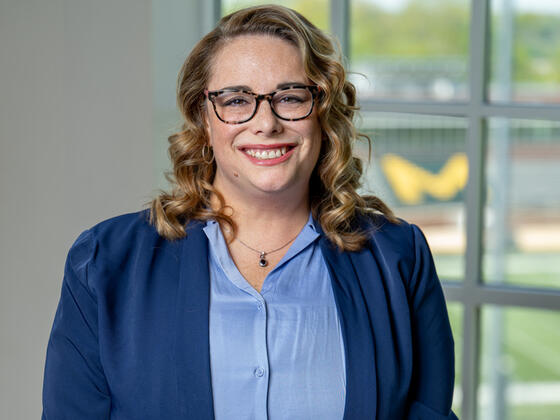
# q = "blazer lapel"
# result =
<box><xmin>173</xmin><ymin>219</ymin><xmax>380</xmax><ymax>418</ymax></box>
<box><xmin>175</xmin><ymin>222</ymin><xmax>215</xmax><ymax>419</ymax></box>
<box><xmin>316</xmin><ymin>224</ymin><xmax>378</xmax><ymax>419</ymax></box>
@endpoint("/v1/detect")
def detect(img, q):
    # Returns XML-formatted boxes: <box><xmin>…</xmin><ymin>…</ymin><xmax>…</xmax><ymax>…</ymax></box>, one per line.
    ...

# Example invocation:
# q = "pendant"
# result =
<box><xmin>259</xmin><ymin>252</ymin><xmax>268</xmax><ymax>267</ymax></box>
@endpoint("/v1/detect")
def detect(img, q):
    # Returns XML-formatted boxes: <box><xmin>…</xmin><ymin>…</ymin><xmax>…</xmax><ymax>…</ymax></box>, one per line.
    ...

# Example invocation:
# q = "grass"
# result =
<box><xmin>415</xmin><ymin>243</ymin><xmax>560</xmax><ymax>418</ymax></box>
<box><xmin>509</xmin><ymin>404</ymin><xmax>560</xmax><ymax>420</ymax></box>
<box><xmin>446</xmin><ymin>304</ymin><xmax>560</xmax><ymax>419</ymax></box>
<box><xmin>433</xmin><ymin>252</ymin><xmax>560</xmax><ymax>289</ymax></box>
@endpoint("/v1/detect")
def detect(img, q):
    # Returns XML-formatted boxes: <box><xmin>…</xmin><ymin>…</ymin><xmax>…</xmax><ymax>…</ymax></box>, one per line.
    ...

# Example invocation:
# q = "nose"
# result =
<box><xmin>250</xmin><ymin>98</ymin><xmax>283</xmax><ymax>135</ymax></box>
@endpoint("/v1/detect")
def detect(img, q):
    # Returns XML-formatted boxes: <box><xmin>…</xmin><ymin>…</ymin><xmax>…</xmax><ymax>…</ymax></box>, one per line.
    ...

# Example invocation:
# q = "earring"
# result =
<box><xmin>201</xmin><ymin>144</ymin><xmax>214</xmax><ymax>164</ymax></box>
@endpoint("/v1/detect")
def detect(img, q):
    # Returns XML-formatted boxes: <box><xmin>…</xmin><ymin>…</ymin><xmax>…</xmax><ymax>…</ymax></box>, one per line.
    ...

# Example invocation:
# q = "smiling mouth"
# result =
<box><xmin>242</xmin><ymin>146</ymin><xmax>295</xmax><ymax>160</ymax></box>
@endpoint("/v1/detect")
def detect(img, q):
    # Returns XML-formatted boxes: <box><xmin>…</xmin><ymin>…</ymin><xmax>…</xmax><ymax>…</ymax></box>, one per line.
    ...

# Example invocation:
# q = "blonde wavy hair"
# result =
<box><xmin>150</xmin><ymin>4</ymin><xmax>396</xmax><ymax>251</ymax></box>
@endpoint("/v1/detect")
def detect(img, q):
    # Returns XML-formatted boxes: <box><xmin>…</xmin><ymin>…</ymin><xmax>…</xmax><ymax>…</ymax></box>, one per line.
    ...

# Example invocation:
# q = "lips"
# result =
<box><xmin>239</xmin><ymin>144</ymin><xmax>296</xmax><ymax>161</ymax></box>
<box><xmin>245</xmin><ymin>147</ymin><xmax>287</xmax><ymax>160</ymax></box>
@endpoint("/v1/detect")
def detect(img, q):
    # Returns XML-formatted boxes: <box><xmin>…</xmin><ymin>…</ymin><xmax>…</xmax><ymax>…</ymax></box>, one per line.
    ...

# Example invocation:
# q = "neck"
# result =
<box><xmin>211</xmin><ymin>186</ymin><xmax>311</xmax><ymax>248</ymax></box>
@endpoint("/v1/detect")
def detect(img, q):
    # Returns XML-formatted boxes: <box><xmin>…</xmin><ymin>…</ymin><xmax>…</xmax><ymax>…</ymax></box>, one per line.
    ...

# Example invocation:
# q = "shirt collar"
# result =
<box><xmin>202</xmin><ymin>212</ymin><xmax>320</xmax><ymax>289</ymax></box>
<box><xmin>203</xmin><ymin>211</ymin><xmax>318</xmax><ymax>233</ymax></box>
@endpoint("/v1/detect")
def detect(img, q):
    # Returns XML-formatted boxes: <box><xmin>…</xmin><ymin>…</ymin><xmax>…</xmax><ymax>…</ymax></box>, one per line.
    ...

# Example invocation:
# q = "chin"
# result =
<box><xmin>253</xmin><ymin>182</ymin><xmax>291</xmax><ymax>195</ymax></box>
<box><xmin>250</xmin><ymin>177</ymin><xmax>298</xmax><ymax>195</ymax></box>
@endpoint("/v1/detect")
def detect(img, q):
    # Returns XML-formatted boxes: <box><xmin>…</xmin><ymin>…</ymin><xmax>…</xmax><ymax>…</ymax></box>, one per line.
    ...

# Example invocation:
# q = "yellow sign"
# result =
<box><xmin>381</xmin><ymin>153</ymin><xmax>468</xmax><ymax>205</ymax></box>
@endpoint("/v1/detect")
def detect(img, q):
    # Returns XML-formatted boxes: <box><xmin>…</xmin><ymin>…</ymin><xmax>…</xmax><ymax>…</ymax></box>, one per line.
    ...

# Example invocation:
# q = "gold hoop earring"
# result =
<box><xmin>201</xmin><ymin>144</ymin><xmax>214</xmax><ymax>164</ymax></box>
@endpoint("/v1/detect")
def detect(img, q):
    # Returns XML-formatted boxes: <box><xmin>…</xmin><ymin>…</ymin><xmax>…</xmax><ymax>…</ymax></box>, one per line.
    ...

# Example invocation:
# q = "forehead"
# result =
<box><xmin>208</xmin><ymin>35</ymin><xmax>308</xmax><ymax>90</ymax></box>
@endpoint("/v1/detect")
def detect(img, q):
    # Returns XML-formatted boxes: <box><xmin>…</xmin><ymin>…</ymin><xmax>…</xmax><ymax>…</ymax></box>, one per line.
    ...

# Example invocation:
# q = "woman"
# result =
<box><xmin>43</xmin><ymin>5</ymin><xmax>458</xmax><ymax>420</ymax></box>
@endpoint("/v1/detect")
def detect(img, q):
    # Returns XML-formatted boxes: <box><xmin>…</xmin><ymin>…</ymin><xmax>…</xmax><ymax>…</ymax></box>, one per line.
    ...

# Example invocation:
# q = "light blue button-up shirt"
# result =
<box><xmin>203</xmin><ymin>215</ymin><xmax>346</xmax><ymax>420</ymax></box>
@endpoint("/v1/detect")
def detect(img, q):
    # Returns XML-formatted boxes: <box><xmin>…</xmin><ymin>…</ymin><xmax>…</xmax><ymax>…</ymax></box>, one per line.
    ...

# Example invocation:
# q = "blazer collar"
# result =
<box><xmin>175</xmin><ymin>221</ymin><xmax>215</xmax><ymax>419</ymax></box>
<box><xmin>316</xmin><ymin>227</ymin><xmax>378</xmax><ymax>419</ymax></box>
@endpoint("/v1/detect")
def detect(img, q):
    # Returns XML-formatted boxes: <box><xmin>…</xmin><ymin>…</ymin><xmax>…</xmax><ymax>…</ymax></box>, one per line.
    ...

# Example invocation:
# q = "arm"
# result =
<box><xmin>42</xmin><ymin>230</ymin><xmax>111</xmax><ymax>419</ymax></box>
<box><xmin>406</xmin><ymin>225</ymin><xmax>459</xmax><ymax>420</ymax></box>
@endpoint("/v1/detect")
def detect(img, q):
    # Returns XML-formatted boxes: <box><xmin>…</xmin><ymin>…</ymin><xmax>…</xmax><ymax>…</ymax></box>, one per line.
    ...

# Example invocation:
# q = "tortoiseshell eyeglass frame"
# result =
<box><xmin>204</xmin><ymin>84</ymin><xmax>321</xmax><ymax>124</ymax></box>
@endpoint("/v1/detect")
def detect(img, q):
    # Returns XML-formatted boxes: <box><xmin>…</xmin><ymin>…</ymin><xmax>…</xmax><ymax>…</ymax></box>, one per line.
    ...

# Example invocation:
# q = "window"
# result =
<box><xmin>219</xmin><ymin>1</ymin><xmax>560</xmax><ymax>418</ymax></box>
<box><xmin>350</xmin><ymin>0</ymin><xmax>470</xmax><ymax>101</ymax></box>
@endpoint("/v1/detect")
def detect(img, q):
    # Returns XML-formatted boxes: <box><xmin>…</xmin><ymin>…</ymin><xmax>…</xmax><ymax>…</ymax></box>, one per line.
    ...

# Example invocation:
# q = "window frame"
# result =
<box><xmin>215</xmin><ymin>1</ymin><xmax>560</xmax><ymax>418</ymax></box>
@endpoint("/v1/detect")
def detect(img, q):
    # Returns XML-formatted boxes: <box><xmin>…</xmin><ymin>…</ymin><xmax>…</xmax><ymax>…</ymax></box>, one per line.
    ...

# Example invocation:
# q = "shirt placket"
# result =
<box><xmin>252</xmin><ymin>292</ymin><xmax>270</xmax><ymax>420</ymax></box>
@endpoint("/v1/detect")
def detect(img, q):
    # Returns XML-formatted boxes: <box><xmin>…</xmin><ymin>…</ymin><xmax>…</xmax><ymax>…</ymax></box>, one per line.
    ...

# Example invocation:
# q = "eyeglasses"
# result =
<box><xmin>205</xmin><ymin>84</ymin><xmax>321</xmax><ymax>124</ymax></box>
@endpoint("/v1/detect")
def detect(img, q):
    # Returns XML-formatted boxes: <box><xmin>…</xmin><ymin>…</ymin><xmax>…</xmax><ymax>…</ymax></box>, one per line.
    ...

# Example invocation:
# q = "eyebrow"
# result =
<box><xmin>219</xmin><ymin>85</ymin><xmax>251</xmax><ymax>91</ymax></box>
<box><xmin>217</xmin><ymin>82</ymin><xmax>309</xmax><ymax>92</ymax></box>
<box><xmin>277</xmin><ymin>82</ymin><xmax>308</xmax><ymax>89</ymax></box>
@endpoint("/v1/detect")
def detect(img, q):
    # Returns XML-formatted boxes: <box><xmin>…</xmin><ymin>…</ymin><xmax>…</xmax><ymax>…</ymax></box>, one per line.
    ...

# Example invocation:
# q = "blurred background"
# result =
<box><xmin>1</xmin><ymin>0</ymin><xmax>558</xmax><ymax>419</ymax></box>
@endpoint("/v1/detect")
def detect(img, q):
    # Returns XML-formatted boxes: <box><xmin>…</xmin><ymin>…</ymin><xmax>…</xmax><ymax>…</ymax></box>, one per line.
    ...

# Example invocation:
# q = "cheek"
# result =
<box><xmin>206</xmin><ymin>120</ymin><xmax>229</xmax><ymax>148</ymax></box>
<box><xmin>205</xmin><ymin>108</ymin><xmax>229</xmax><ymax>147</ymax></box>
<box><xmin>207</xmin><ymin>123</ymin><xmax>243</xmax><ymax>161</ymax></box>
<box><xmin>308</xmin><ymin>122</ymin><xmax>323</xmax><ymax>155</ymax></box>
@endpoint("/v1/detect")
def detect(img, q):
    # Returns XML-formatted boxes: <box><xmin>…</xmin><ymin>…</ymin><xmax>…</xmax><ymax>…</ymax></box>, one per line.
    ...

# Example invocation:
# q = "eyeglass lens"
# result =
<box><xmin>213</xmin><ymin>87</ymin><xmax>313</xmax><ymax>123</ymax></box>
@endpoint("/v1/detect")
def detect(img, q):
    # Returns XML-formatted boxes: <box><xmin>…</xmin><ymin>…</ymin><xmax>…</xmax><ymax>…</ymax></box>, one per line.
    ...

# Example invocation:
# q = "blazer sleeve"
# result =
<box><xmin>406</xmin><ymin>225</ymin><xmax>459</xmax><ymax>420</ymax></box>
<box><xmin>42</xmin><ymin>230</ymin><xmax>111</xmax><ymax>419</ymax></box>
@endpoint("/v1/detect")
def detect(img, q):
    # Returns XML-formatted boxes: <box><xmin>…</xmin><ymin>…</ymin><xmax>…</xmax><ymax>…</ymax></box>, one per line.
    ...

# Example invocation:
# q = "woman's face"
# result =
<box><xmin>204</xmin><ymin>35</ymin><xmax>322</xmax><ymax>202</ymax></box>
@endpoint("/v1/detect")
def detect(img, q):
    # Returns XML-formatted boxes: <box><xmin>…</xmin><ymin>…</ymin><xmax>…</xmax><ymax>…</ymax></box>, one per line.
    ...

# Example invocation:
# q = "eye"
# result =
<box><xmin>274</xmin><ymin>89</ymin><xmax>311</xmax><ymax>107</ymax></box>
<box><xmin>223</xmin><ymin>97</ymin><xmax>250</xmax><ymax>106</ymax></box>
<box><xmin>216</xmin><ymin>92</ymin><xmax>253</xmax><ymax>107</ymax></box>
<box><xmin>278</xmin><ymin>95</ymin><xmax>304</xmax><ymax>104</ymax></box>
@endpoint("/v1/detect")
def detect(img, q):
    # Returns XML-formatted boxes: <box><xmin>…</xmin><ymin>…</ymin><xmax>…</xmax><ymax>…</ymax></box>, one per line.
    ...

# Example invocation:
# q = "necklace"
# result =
<box><xmin>236</xmin><ymin>232</ymin><xmax>300</xmax><ymax>268</ymax></box>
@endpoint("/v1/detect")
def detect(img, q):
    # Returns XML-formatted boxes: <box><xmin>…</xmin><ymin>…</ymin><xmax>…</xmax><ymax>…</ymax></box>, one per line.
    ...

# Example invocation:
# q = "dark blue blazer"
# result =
<box><xmin>42</xmin><ymin>210</ymin><xmax>458</xmax><ymax>419</ymax></box>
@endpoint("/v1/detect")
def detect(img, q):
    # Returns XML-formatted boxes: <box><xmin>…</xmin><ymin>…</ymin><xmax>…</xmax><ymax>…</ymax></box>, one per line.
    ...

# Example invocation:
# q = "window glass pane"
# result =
<box><xmin>479</xmin><ymin>306</ymin><xmax>560</xmax><ymax>420</ymax></box>
<box><xmin>350</xmin><ymin>0</ymin><xmax>470</xmax><ymax>101</ymax></box>
<box><xmin>358</xmin><ymin>113</ymin><xmax>467</xmax><ymax>281</ymax></box>
<box><xmin>447</xmin><ymin>303</ymin><xmax>463</xmax><ymax>415</ymax></box>
<box><xmin>484</xmin><ymin>119</ymin><xmax>560</xmax><ymax>289</ymax></box>
<box><xmin>489</xmin><ymin>0</ymin><xmax>560</xmax><ymax>103</ymax></box>
<box><xmin>222</xmin><ymin>0</ymin><xmax>328</xmax><ymax>30</ymax></box>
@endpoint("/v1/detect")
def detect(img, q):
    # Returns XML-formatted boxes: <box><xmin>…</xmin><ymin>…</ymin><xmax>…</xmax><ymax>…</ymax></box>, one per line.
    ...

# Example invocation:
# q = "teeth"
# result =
<box><xmin>245</xmin><ymin>147</ymin><xmax>290</xmax><ymax>160</ymax></box>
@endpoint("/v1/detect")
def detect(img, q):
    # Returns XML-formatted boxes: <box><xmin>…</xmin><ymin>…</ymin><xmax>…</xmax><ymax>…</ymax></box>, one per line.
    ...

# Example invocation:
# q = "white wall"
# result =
<box><xmin>0</xmin><ymin>0</ymin><xmax>205</xmax><ymax>417</ymax></box>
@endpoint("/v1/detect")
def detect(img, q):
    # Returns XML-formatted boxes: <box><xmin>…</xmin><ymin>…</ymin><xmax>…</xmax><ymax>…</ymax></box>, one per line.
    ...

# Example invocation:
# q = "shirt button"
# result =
<box><xmin>254</xmin><ymin>367</ymin><xmax>265</xmax><ymax>378</ymax></box>
<box><xmin>257</xmin><ymin>303</ymin><xmax>263</xmax><ymax>310</ymax></box>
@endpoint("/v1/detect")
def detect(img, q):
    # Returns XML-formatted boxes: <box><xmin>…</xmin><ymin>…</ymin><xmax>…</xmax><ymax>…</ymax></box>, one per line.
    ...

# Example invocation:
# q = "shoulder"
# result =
<box><xmin>64</xmin><ymin>210</ymin><xmax>173</xmax><ymax>292</ymax></box>
<box><xmin>88</xmin><ymin>209</ymin><xmax>155</xmax><ymax>242</ymax></box>
<box><xmin>72</xmin><ymin>210</ymin><xmax>158</xmax><ymax>260</ymax></box>
<box><xmin>352</xmin><ymin>213</ymin><xmax>436</xmax><ymax>291</ymax></box>
<box><xmin>359</xmin><ymin>214</ymin><xmax>439</xmax><ymax>299</ymax></box>
<box><xmin>360</xmin><ymin>213</ymin><xmax>429</xmax><ymax>259</ymax></box>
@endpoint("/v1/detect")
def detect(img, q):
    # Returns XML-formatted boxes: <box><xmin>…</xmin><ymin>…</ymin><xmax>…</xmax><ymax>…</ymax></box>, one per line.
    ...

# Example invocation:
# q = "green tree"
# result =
<box><xmin>223</xmin><ymin>0</ymin><xmax>328</xmax><ymax>30</ymax></box>
<box><xmin>350</xmin><ymin>0</ymin><xmax>469</xmax><ymax>59</ymax></box>
<box><xmin>512</xmin><ymin>13</ymin><xmax>560</xmax><ymax>83</ymax></box>
<box><xmin>224</xmin><ymin>0</ymin><xmax>560</xmax><ymax>86</ymax></box>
